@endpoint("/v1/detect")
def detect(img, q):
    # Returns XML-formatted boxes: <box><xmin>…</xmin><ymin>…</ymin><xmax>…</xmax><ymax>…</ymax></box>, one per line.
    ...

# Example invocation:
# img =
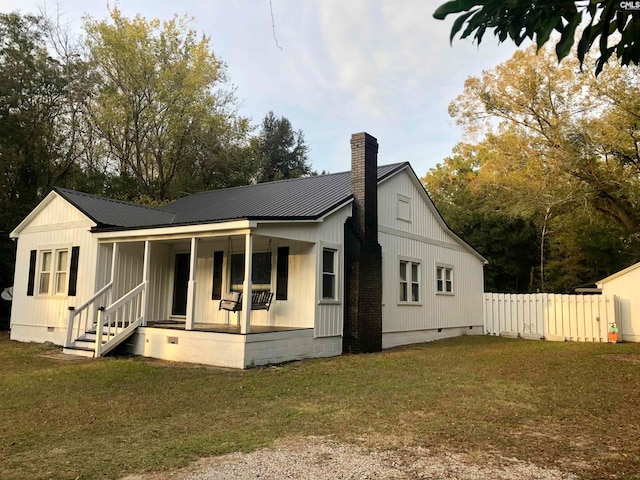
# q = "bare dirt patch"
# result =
<box><xmin>600</xmin><ymin>354</ymin><xmax>640</xmax><ymax>364</ymax></box>
<box><xmin>36</xmin><ymin>352</ymin><xmax>89</xmax><ymax>361</ymax></box>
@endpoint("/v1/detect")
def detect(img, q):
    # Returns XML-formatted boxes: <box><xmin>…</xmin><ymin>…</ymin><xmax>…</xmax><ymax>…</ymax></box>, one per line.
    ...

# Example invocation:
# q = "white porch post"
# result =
<box><xmin>141</xmin><ymin>240</ymin><xmax>151</xmax><ymax>326</ymax></box>
<box><xmin>185</xmin><ymin>237</ymin><xmax>198</xmax><ymax>331</ymax></box>
<box><xmin>109</xmin><ymin>242</ymin><xmax>119</xmax><ymax>305</ymax></box>
<box><xmin>240</xmin><ymin>233</ymin><xmax>253</xmax><ymax>334</ymax></box>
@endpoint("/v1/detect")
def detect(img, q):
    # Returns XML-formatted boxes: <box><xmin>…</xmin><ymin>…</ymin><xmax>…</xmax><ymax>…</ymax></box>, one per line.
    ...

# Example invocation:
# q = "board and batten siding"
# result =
<box><xmin>314</xmin><ymin>207</ymin><xmax>350</xmax><ymax>338</ymax></box>
<box><xmin>378</xmin><ymin>169</ymin><xmax>462</xmax><ymax>246</ymax></box>
<box><xmin>114</xmin><ymin>242</ymin><xmax>145</xmax><ymax>298</ymax></box>
<box><xmin>10</xmin><ymin>194</ymin><xmax>98</xmax><ymax>345</ymax></box>
<box><xmin>377</xmin><ymin>169</ymin><xmax>485</xmax><ymax>335</ymax></box>
<box><xmin>598</xmin><ymin>263</ymin><xmax>640</xmax><ymax>342</ymax></box>
<box><xmin>259</xmin><ymin>208</ymin><xmax>350</xmax><ymax>339</ymax></box>
<box><xmin>185</xmin><ymin>236</ymin><xmax>315</xmax><ymax>329</ymax></box>
<box><xmin>147</xmin><ymin>242</ymin><xmax>171</xmax><ymax>322</ymax></box>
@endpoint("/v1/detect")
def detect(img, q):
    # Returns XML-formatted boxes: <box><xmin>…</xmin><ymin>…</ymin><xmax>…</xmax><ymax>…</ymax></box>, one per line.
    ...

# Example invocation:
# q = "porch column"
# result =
<box><xmin>110</xmin><ymin>242</ymin><xmax>119</xmax><ymax>305</ymax></box>
<box><xmin>141</xmin><ymin>240</ymin><xmax>151</xmax><ymax>326</ymax></box>
<box><xmin>185</xmin><ymin>237</ymin><xmax>198</xmax><ymax>330</ymax></box>
<box><xmin>240</xmin><ymin>233</ymin><xmax>253</xmax><ymax>334</ymax></box>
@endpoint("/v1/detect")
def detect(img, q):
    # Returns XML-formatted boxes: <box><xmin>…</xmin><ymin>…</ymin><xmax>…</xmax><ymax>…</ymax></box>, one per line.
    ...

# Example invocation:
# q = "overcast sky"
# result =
<box><xmin>1</xmin><ymin>0</ymin><xmax>523</xmax><ymax>177</ymax></box>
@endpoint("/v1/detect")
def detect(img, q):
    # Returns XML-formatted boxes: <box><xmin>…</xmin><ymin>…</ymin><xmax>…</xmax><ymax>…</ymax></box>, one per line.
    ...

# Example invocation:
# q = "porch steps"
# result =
<box><xmin>62</xmin><ymin>345</ymin><xmax>96</xmax><ymax>358</ymax></box>
<box><xmin>63</xmin><ymin>327</ymin><xmax>124</xmax><ymax>358</ymax></box>
<box><xmin>65</xmin><ymin>281</ymin><xmax>145</xmax><ymax>359</ymax></box>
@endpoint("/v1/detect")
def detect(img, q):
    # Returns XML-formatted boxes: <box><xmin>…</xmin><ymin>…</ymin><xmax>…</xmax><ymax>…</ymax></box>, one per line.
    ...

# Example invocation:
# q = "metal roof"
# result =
<box><xmin>164</xmin><ymin>163</ymin><xmax>406</xmax><ymax>224</ymax></box>
<box><xmin>54</xmin><ymin>187</ymin><xmax>175</xmax><ymax>228</ymax></box>
<box><xmin>53</xmin><ymin>162</ymin><xmax>408</xmax><ymax>231</ymax></box>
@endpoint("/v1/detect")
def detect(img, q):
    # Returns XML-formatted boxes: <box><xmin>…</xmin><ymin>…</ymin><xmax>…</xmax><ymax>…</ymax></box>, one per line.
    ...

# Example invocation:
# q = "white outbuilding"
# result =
<box><xmin>597</xmin><ymin>262</ymin><xmax>640</xmax><ymax>342</ymax></box>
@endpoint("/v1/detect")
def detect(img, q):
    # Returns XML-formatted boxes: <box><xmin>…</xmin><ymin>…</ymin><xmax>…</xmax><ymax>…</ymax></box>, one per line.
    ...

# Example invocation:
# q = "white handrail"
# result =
<box><xmin>73</xmin><ymin>282</ymin><xmax>113</xmax><ymax>313</ymax></box>
<box><xmin>65</xmin><ymin>282</ymin><xmax>113</xmax><ymax>347</ymax></box>
<box><xmin>97</xmin><ymin>282</ymin><xmax>146</xmax><ymax>357</ymax></box>
<box><xmin>104</xmin><ymin>282</ymin><xmax>145</xmax><ymax>316</ymax></box>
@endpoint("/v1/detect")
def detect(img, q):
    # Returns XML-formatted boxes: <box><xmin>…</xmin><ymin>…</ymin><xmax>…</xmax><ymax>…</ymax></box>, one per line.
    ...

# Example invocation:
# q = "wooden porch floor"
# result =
<box><xmin>145</xmin><ymin>320</ymin><xmax>310</xmax><ymax>334</ymax></box>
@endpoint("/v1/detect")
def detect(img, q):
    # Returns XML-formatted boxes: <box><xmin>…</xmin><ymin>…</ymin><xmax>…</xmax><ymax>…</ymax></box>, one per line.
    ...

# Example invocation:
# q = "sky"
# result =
<box><xmin>1</xmin><ymin>0</ymin><xmax>523</xmax><ymax>177</ymax></box>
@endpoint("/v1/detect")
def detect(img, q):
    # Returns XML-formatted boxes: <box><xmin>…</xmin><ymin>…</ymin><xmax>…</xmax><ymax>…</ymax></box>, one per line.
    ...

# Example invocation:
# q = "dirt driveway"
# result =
<box><xmin>122</xmin><ymin>436</ymin><xmax>578</xmax><ymax>480</ymax></box>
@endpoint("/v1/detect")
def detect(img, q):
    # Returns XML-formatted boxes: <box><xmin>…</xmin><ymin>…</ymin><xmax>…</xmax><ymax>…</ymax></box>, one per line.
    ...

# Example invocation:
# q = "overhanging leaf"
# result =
<box><xmin>434</xmin><ymin>1</ymin><xmax>465</xmax><ymax>20</ymax></box>
<box><xmin>450</xmin><ymin>10</ymin><xmax>476</xmax><ymax>44</ymax></box>
<box><xmin>536</xmin><ymin>15</ymin><xmax>560</xmax><ymax>52</ymax></box>
<box><xmin>556</xmin><ymin>12</ymin><xmax>581</xmax><ymax>61</ymax></box>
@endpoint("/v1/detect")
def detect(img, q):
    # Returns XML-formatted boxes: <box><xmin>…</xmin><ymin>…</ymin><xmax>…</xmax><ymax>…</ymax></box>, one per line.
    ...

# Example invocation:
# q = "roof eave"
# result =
<box><xmin>597</xmin><ymin>261</ymin><xmax>640</xmax><ymax>285</ymax></box>
<box><xmin>10</xmin><ymin>190</ymin><xmax>96</xmax><ymax>239</ymax></box>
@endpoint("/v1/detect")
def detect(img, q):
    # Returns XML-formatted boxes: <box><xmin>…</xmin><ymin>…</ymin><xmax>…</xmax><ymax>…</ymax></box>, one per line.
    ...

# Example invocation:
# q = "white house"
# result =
<box><xmin>9</xmin><ymin>133</ymin><xmax>486</xmax><ymax>368</ymax></box>
<box><xmin>597</xmin><ymin>262</ymin><xmax>640</xmax><ymax>342</ymax></box>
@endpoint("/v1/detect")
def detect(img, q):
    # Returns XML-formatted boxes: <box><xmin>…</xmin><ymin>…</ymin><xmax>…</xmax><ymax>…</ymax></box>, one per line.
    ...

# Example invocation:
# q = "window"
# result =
<box><xmin>229</xmin><ymin>252</ymin><xmax>272</xmax><ymax>292</ymax></box>
<box><xmin>54</xmin><ymin>250</ymin><xmax>68</xmax><ymax>294</ymax></box>
<box><xmin>436</xmin><ymin>265</ymin><xmax>454</xmax><ymax>294</ymax></box>
<box><xmin>39</xmin><ymin>251</ymin><xmax>52</xmax><ymax>295</ymax></box>
<box><xmin>37</xmin><ymin>247</ymin><xmax>70</xmax><ymax>296</ymax></box>
<box><xmin>399</xmin><ymin>260</ymin><xmax>420</xmax><ymax>303</ymax></box>
<box><xmin>322</xmin><ymin>248</ymin><xmax>337</xmax><ymax>300</ymax></box>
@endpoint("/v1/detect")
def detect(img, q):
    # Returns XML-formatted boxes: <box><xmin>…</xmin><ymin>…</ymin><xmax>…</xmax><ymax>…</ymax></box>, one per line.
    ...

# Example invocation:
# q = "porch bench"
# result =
<box><xmin>219</xmin><ymin>290</ymin><xmax>274</xmax><ymax>313</ymax></box>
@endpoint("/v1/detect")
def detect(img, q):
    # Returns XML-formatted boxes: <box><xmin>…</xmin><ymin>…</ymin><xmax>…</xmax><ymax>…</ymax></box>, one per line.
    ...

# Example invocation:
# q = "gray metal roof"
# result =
<box><xmin>164</xmin><ymin>163</ymin><xmax>406</xmax><ymax>224</ymax></box>
<box><xmin>54</xmin><ymin>187</ymin><xmax>175</xmax><ymax>228</ymax></box>
<box><xmin>54</xmin><ymin>162</ymin><xmax>408</xmax><ymax>231</ymax></box>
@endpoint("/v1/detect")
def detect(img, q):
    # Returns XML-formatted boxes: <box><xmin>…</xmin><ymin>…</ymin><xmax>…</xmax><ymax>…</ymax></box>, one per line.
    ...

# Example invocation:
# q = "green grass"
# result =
<box><xmin>2</xmin><ymin>331</ymin><xmax>640</xmax><ymax>479</ymax></box>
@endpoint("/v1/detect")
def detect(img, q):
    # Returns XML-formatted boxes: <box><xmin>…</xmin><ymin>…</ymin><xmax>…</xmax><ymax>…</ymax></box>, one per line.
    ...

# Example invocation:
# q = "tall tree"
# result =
<box><xmin>433</xmin><ymin>0</ymin><xmax>640</xmax><ymax>76</ymax></box>
<box><xmin>423</xmin><ymin>143</ymin><xmax>540</xmax><ymax>292</ymax></box>
<box><xmin>253</xmin><ymin>111</ymin><xmax>311</xmax><ymax>183</ymax></box>
<box><xmin>0</xmin><ymin>12</ymin><xmax>88</xmax><ymax>290</ymax></box>
<box><xmin>83</xmin><ymin>7</ymin><xmax>250</xmax><ymax>202</ymax></box>
<box><xmin>426</xmin><ymin>45</ymin><xmax>640</xmax><ymax>292</ymax></box>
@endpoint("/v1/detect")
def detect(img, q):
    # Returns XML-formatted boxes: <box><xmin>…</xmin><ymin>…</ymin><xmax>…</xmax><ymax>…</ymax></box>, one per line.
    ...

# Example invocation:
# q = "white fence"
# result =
<box><xmin>483</xmin><ymin>293</ymin><xmax>614</xmax><ymax>342</ymax></box>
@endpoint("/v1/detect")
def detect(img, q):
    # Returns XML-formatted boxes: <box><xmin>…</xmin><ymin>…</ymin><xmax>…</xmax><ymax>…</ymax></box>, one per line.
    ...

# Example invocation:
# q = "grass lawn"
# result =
<box><xmin>1</xmin><ymin>331</ymin><xmax>640</xmax><ymax>479</ymax></box>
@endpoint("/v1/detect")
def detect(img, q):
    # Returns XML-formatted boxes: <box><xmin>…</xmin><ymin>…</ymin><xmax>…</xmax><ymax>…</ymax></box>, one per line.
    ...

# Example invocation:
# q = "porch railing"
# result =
<box><xmin>65</xmin><ymin>282</ymin><xmax>113</xmax><ymax>347</ymax></box>
<box><xmin>96</xmin><ymin>281</ymin><xmax>147</xmax><ymax>357</ymax></box>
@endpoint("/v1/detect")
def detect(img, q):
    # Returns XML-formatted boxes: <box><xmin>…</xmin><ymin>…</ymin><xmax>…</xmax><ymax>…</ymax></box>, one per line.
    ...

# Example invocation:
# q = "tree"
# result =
<box><xmin>83</xmin><ymin>7</ymin><xmax>251</xmax><ymax>201</ymax></box>
<box><xmin>450</xmin><ymin>45</ymin><xmax>640</xmax><ymax>233</ymax></box>
<box><xmin>0</xmin><ymin>12</ymin><xmax>88</xmax><ymax>291</ymax></box>
<box><xmin>423</xmin><ymin>143</ymin><xmax>540</xmax><ymax>292</ymax></box>
<box><xmin>171</xmin><ymin>117</ymin><xmax>257</xmax><ymax>194</ymax></box>
<box><xmin>253</xmin><ymin>111</ymin><xmax>311</xmax><ymax>183</ymax></box>
<box><xmin>433</xmin><ymin>0</ymin><xmax>640</xmax><ymax>76</ymax></box>
<box><xmin>427</xmin><ymin>45</ymin><xmax>640</xmax><ymax>292</ymax></box>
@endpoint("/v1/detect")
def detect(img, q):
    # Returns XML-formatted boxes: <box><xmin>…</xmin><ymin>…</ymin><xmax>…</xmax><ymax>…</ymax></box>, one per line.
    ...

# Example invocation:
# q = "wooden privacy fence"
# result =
<box><xmin>483</xmin><ymin>293</ymin><xmax>614</xmax><ymax>342</ymax></box>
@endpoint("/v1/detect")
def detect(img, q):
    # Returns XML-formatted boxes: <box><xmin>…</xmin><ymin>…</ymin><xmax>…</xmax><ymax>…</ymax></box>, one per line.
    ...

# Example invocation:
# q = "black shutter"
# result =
<box><xmin>27</xmin><ymin>250</ymin><xmax>37</xmax><ymax>296</ymax></box>
<box><xmin>68</xmin><ymin>246</ymin><xmax>80</xmax><ymax>297</ymax></box>
<box><xmin>211</xmin><ymin>251</ymin><xmax>223</xmax><ymax>300</ymax></box>
<box><xmin>276</xmin><ymin>247</ymin><xmax>289</xmax><ymax>300</ymax></box>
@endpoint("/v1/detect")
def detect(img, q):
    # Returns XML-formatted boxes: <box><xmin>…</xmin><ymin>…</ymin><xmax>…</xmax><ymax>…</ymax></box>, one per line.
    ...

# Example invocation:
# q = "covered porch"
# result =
<box><xmin>64</xmin><ymin>222</ymin><xmax>324</xmax><ymax>363</ymax></box>
<box><xmin>95</xmin><ymin>227</ymin><xmax>318</xmax><ymax>335</ymax></box>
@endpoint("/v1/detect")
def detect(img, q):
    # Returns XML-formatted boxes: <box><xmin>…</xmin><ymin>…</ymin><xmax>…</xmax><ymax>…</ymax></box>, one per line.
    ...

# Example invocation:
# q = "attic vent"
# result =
<box><xmin>167</xmin><ymin>336</ymin><xmax>179</xmax><ymax>345</ymax></box>
<box><xmin>397</xmin><ymin>194</ymin><xmax>411</xmax><ymax>222</ymax></box>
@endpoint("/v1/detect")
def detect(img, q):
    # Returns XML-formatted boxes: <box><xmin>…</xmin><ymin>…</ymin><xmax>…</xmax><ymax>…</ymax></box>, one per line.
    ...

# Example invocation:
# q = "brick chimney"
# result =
<box><xmin>343</xmin><ymin>132</ymin><xmax>382</xmax><ymax>354</ymax></box>
<box><xmin>350</xmin><ymin>133</ymin><xmax>379</xmax><ymax>244</ymax></box>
